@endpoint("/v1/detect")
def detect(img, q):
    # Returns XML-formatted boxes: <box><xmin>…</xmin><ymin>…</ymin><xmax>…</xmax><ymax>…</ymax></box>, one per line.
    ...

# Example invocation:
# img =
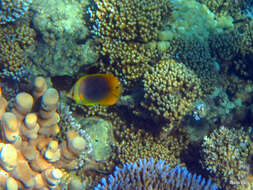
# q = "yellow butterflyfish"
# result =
<box><xmin>70</xmin><ymin>74</ymin><xmax>121</xmax><ymax>106</ymax></box>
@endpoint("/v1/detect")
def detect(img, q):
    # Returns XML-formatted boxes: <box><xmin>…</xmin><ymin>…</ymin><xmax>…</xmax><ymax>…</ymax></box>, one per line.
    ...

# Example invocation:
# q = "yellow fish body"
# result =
<box><xmin>71</xmin><ymin>74</ymin><xmax>121</xmax><ymax>106</ymax></box>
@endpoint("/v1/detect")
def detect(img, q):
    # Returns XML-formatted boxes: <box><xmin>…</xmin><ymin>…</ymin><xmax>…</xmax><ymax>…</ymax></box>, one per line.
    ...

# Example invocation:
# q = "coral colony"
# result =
<box><xmin>0</xmin><ymin>0</ymin><xmax>253</xmax><ymax>189</ymax></box>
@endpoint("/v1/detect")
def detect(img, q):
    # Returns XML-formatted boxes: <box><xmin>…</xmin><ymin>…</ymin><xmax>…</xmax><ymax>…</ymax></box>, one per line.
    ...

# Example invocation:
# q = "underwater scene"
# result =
<box><xmin>0</xmin><ymin>0</ymin><xmax>253</xmax><ymax>189</ymax></box>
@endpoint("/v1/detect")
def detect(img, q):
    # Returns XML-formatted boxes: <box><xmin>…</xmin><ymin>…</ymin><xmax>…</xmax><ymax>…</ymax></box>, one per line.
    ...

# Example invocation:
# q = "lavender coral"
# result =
<box><xmin>95</xmin><ymin>158</ymin><xmax>217</xmax><ymax>190</ymax></box>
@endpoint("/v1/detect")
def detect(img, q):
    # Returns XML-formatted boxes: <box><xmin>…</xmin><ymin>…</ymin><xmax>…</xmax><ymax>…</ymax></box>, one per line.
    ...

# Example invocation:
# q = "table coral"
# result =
<box><xmin>0</xmin><ymin>77</ymin><xmax>91</xmax><ymax>189</ymax></box>
<box><xmin>95</xmin><ymin>158</ymin><xmax>218</xmax><ymax>190</ymax></box>
<box><xmin>0</xmin><ymin>0</ymin><xmax>32</xmax><ymax>24</ymax></box>
<box><xmin>141</xmin><ymin>59</ymin><xmax>202</xmax><ymax>127</ymax></box>
<box><xmin>201</xmin><ymin>126</ymin><xmax>252</xmax><ymax>189</ymax></box>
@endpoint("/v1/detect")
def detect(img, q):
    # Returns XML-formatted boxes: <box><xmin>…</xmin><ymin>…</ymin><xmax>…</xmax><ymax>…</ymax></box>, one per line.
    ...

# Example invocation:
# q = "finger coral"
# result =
<box><xmin>0</xmin><ymin>77</ymin><xmax>91</xmax><ymax>189</ymax></box>
<box><xmin>95</xmin><ymin>158</ymin><xmax>218</xmax><ymax>190</ymax></box>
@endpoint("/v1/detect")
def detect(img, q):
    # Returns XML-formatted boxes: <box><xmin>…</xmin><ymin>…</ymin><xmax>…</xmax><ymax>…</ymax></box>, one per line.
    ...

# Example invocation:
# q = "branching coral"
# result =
<box><xmin>90</xmin><ymin>0</ymin><xmax>170</xmax><ymax>42</ymax></box>
<box><xmin>141</xmin><ymin>59</ymin><xmax>202</xmax><ymax>127</ymax></box>
<box><xmin>201</xmin><ymin>126</ymin><xmax>252</xmax><ymax>189</ymax></box>
<box><xmin>0</xmin><ymin>22</ymin><xmax>35</xmax><ymax>79</ymax></box>
<box><xmin>95</xmin><ymin>158</ymin><xmax>218</xmax><ymax>190</ymax></box>
<box><xmin>88</xmin><ymin>0</ymin><xmax>170</xmax><ymax>87</ymax></box>
<box><xmin>197</xmin><ymin>0</ymin><xmax>251</xmax><ymax>21</ymax></box>
<box><xmin>115</xmin><ymin>124</ymin><xmax>188</xmax><ymax>167</ymax></box>
<box><xmin>209</xmin><ymin>30</ymin><xmax>241</xmax><ymax>61</ymax></box>
<box><xmin>98</xmin><ymin>40</ymin><xmax>157</xmax><ymax>86</ymax></box>
<box><xmin>0</xmin><ymin>0</ymin><xmax>32</xmax><ymax>24</ymax></box>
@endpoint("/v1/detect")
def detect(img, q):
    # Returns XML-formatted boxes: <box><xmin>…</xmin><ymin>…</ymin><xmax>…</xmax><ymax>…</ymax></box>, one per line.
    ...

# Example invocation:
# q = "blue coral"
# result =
<box><xmin>0</xmin><ymin>0</ymin><xmax>32</xmax><ymax>24</ymax></box>
<box><xmin>95</xmin><ymin>158</ymin><xmax>217</xmax><ymax>190</ymax></box>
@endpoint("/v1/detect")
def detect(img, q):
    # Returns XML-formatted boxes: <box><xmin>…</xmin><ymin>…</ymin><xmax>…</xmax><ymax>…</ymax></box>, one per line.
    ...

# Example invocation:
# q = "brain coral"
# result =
<box><xmin>201</xmin><ymin>126</ymin><xmax>252</xmax><ymax>189</ymax></box>
<box><xmin>141</xmin><ymin>59</ymin><xmax>202</xmax><ymax>127</ymax></box>
<box><xmin>95</xmin><ymin>158</ymin><xmax>217</xmax><ymax>190</ymax></box>
<box><xmin>0</xmin><ymin>0</ymin><xmax>32</xmax><ymax>24</ymax></box>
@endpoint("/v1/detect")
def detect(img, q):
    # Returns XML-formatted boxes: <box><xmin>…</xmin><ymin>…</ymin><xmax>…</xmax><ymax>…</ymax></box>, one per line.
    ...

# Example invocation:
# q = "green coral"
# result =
<box><xmin>80</xmin><ymin>118</ymin><xmax>114</xmax><ymax>161</ymax></box>
<box><xmin>159</xmin><ymin>0</ymin><xmax>234</xmax><ymax>41</ymax></box>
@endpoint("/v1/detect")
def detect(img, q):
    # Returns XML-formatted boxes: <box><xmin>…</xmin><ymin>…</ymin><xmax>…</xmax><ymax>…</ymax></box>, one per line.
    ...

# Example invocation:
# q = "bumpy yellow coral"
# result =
<box><xmin>141</xmin><ymin>59</ymin><xmax>202</xmax><ymax>127</ymax></box>
<box><xmin>88</xmin><ymin>0</ymin><xmax>170</xmax><ymax>87</ymax></box>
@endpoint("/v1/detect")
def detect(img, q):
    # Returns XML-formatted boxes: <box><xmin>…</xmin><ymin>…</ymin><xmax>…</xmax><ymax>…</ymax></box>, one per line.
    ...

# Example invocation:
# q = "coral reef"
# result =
<box><xmin>0</xmin><ymin>0</ymin><xmax>32</xmax><ymax>24</ymax></box>
<box><xmin>209</xmin><ymin>30</ymin><xmax>241</xmax><ymax>62</ymax></box>
<box><xmin>98</xmin><ymin>41</ymin><xmax>157</xmax><ymax>87</ymax></box>
<box><xmin>0</xmin><ymin>0</ymin><xmax>252</xmax><ymax>189</ymax></box>
<box><xmin>141</xmin><ymin>59</ymin><xmax>202</xmax><ymax>127</ymax></box>
<box><xmin>201</xmin><ymin>126</ymin><xmax>252</xmax><ymax>189</ymax></box>
<box><xmin>95</xmin><ymin>158</ymin><xmax>218</xmax><ymax>190</ymax></box>
<box><xmin>0</xmin><ymin>77</ymin><xmax>91</xmax><ymax>189</ymax></box>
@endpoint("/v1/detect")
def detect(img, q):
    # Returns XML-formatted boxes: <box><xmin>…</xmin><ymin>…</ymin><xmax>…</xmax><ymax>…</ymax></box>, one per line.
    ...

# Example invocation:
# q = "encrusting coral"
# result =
<box><xmin>0</xmin><ymin>77</ymin><xmax>91</xmax><ymax>189</ymax></box>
